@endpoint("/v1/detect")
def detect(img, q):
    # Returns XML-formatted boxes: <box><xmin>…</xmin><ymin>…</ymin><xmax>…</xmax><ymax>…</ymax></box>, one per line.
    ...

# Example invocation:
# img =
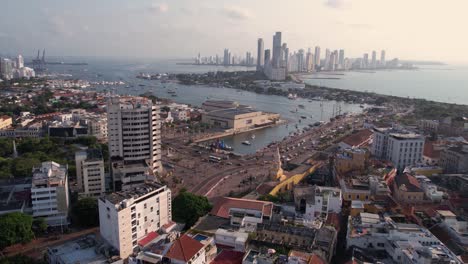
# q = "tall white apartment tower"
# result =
<box><xmin>107</xmin><ymin>96</ymin><xmax>162</xmax><ymax>191</ymax></box>
<box><xmin>314</xmin><ymin>46</ymin><xmax>321</xmax><ymax>67</ymax></box>
<box><xmin>257</xmin><ymin>38</ymin><xmax>264</xmax><ymax>71</ymax></box>
<box><xmin>99</xmin><ymin>183</ymin><xmax>172</xmax><ymax>259</ymax></box>
<box><xmin>272</xmin><ymin>32</ymin><xmax>282</xmax><ymax>68</ymax></box>
<box><xmin>380</xmin><ymin>50</ymin><xmax>386</xmax><ymax>67</ymax></box>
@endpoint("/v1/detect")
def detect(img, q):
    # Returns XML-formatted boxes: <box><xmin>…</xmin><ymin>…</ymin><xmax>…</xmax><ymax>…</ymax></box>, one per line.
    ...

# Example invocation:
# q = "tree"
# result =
<box><xmin>172</xmin><ymin>190</ymin><xmax>212</xmax><ymax>228</ymax></box>
<box><xmin>0</xmin><ymin>212</ymin><xmax>34</xmax><ymax>250</ymax></box>
<box><xmin>12</xmin><ymin>158</ymin><xmax>41</xmax><ymax>177</ymax></box>
<box><xmin>33</xmin><ymin>218</ymin><xmax>48</xmax><ymax>235</ymax></box>
<box><xmin>0</xmin><ymin>255</ymin><xmax>47</xmax><ymax>264</ymax></box>
<box><xmin>72</xmin><ymin>197</ymin><xmax>99</xmax><ymax>227</ymax></box>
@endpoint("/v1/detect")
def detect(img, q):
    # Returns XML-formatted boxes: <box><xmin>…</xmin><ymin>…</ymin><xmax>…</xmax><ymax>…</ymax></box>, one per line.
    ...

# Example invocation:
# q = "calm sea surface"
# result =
<box><xmin>43</xmin><ymin>58</ymin><xmax>467</xmax><ymax>153</ymax></box>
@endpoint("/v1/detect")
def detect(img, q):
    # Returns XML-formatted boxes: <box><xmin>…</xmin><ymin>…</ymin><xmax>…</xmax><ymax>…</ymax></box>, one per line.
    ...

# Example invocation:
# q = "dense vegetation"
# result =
<box><xmin>172</xmin><ymin>189</ymin><xmax>212</xmax><ymax>228</ymax></box>
<box><xmin>0</xmin><ymin>136</ymin><xmax>106</xmax><ymax>179</ymax></box>
<box><xmin>0</xmin><ymin>255</ymin><xmax>47</xmax><ymax>264</ymax></box>
<box><xmin>0</xmin><ymin>213</ymin><xmax>34</xmax><ymax>250</ymax></box>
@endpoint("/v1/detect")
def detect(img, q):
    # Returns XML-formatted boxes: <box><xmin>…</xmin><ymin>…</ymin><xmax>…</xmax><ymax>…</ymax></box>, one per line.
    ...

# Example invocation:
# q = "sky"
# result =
<box><xmin>1</xmin><ymin>0</ymin><xmax>467</xmax><ymax>63</ymax></box>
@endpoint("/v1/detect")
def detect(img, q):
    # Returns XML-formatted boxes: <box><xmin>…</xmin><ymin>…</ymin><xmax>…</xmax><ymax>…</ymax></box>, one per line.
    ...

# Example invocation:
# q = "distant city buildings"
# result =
<box><xmin>256</xmin><ymin>38</ymin><xmax>264</xmax><ymax>71</ymax></box>
<box><xmin>0</xmin><ymin>54</ymin><xmax>35</xmax><ymax>80</ymax></box>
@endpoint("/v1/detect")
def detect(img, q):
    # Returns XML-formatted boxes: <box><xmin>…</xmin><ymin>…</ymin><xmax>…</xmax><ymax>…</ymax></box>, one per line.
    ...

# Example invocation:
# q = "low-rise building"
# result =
<box><xmin>98</xmin><ymin>182</ymin><xmax>172</xmax><ymax>259</ymax></box>
<box><xmin>414</xmin><ymin>175</ymin><xmax>444</xmax><ymax>202</ymax></box>
<box><xmin>338</xmin><ymin>129</ymin><xmax>373</xmax><ymax>150</ymax></box>
<box><xmin>210</xmin><ymin>197</ymin><xmax>273</xmax><ymax>228</ymax></box>
<box><xmin>31</xmin><ymin>161</ymin><xmax>69</xmax><ymax>226</ymax></box>
<box><xmin>335</xmin><ymin>148</ymin><xmax>367</xmax><ymax>175</ymax></box>
<box><xmin>436</xmin><ymin>210</ymin><xmax>468</xmax><ymax>246</ymax></box>
<box><xmin>0</xmin><ymin>115</ymin><xmax>12</xmax><ymax>130</ymax></box>
<box><xmin>392</xmin><ymin>173</ymin><xmax>425</xmax><ymax>204</ymax></box>
<box><xmin>346</xmin><ymin>212</ymin><xmax>461</xmax><ymax>263</ymax></box>
<box><xmin>202</xmin><ymin>108</ymin><xmax>280</xmax><ymax>131</ymax></box>
<box><xmin>0</xmin><ymin>178</ymin><xmax>31</xmax><ymax>215</ymax></box>
<box><xmin>46</xmin><ymin>235</ymin><xmax>122</xmax><ymax>264</ymax></box>
<box><xmin>439</xmin><ymin>142</ymin><xmax>468</xmax><ymax>174</ymax></box>
<box><xmin>75</xmin><ymin>148</ymin><xmax>106</xmax><ymax>197</ymax></box>
<box><xmin>165</xmin><ymin>234</ymin><xmax>207</xmax><ymax>264</ymax></box>
<box><xmin>294</xmin><ymin>186</ymin><xmax>342</xmax><ymax>223</ymax></box>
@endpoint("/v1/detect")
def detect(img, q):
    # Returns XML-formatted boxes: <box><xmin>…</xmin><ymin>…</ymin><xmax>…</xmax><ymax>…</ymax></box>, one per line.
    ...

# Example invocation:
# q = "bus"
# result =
<box><xmin>209</xmin><ymin>155</ymin><xmax>222</xmax><ymax>163</ymax></box>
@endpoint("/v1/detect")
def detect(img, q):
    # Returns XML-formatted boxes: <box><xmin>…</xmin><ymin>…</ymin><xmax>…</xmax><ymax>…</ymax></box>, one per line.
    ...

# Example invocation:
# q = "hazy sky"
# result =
<box><xmin>1</xmin><ymin>0</ymin><xmax>467</xmax><ymax>63</ymax></box>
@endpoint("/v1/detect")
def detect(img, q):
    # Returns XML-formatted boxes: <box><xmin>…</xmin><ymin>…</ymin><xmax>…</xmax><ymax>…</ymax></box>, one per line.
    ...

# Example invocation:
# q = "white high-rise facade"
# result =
<box><xmin>107</xmin><ymin>96</ymin><xmax>162</xmax><ymax>191</ymax></box>
<box><xmin>99</xmin><ymin>183</ymin><xmax>172</xmax><ymax>259</ymax></box>
<box><xmin>380</xmin><ymin>50</ymin><xmax>386</xmax><ymax>67</ymax></box>
<box><xmin>314</xmin><ymin>46</ymin><xmax>321</xmax><ymax>67</ymax></box>
<box><xmin>272</xmin><ymin>32</ymin><xmax>282</xmax><ymax>68</ymax></box>
<box><xmin>371</xmin><ymin>50</ymin><xmax>377</xmax><ymax>68</ymax></box>
<box><xmin>16</xmin><ymin>55</ymin><xmax>24</xmax><ymax>68</ymax></box>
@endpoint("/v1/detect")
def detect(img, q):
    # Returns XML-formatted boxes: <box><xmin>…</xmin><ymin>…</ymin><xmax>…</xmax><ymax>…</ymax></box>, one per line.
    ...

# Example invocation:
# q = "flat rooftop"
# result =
<box><xmin>205</xmin><ymin>108</ymin><xmax>260</xmax><ymax>118</ymax></box>
<box><xmin>103</xmin><ymin>182</ymin><xmax>166</xmax><ymax>205</ymax></box>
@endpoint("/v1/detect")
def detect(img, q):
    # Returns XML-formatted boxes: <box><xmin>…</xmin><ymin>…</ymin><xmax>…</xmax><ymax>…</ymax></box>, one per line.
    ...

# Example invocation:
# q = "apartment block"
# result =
<box><xmin>31</xmin><ymin>161</ymin><xmax>69</xmax><ymax>226</ymax></box>
<box><xmin>98</xmin><ymin>182</ymin><xmax>171</xmax><ymax>259</ymax></box>
<box><xmin>75</xmin><ymin>148</ymin><xmax>106</xmax><ymax>197</ymax></box>
<box><xmin>107</xmin><ymin>96</ymin><xmax>162</xmax><ymax>191</ymax></box>
<box><xmin>372</xmin><ymin>127</ymin><xmax>424</xmax><ymax>170</ymax></box>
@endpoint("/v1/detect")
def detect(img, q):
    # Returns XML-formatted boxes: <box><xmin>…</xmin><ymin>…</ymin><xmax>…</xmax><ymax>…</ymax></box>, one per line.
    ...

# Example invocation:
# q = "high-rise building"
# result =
<box><xmin>282</xmin><ymin>43</ymin><xmax>289</xmax><ymax>73</ymax></box>
<box><xmin>371</xmin><ymin>50</ymin><xmax>377</xmax><ymax>69</ymax></box>
<box><xmin>297</xmin><ymin>49</ymin><xmax>305</xmax><ymax>72</ymax></box>
<box><xmin>329</xmin><ymin>52</ymin><xmax>336</xmax><ymax>71</ymax></box>
<box><xmin>107</xmin><ymin>96</ymin><xmax>162</xmax><ymax>191</ymax></box>
<box><xmin>272</xmin><ymin>32</ymin><xmax>282</xmax><ymax>68</ymax></box>
<box><xmin>257</xmin><ymin>38</ymin><xmax>264</xmax><ymax>71</ymax></box>
<box><xmin>75</xmin><ymin>148</ymin><xmax>106</xmax><ymax>197</ymax></box>
<box><xmin>363</xmin><ymin>53</ymin><xmax>369</xmax><ymax>68</ymax></box>
<box><xmin>264</xmin><ymin>49</ymin><xmax>271</xmax><ymax>67</ymax></box>
<box><xmin>338</xmin><ymin>50</ymin><xmax>345</xmax><ymax>69</ymax></box>
<box><xmin>31</xmin><ymin>161</ymin><xmax>69</xmax><ymax>226</ymax></box>
<box><xmin>98</xmin><ymin>182</ymin><xmax>172</xmax><ymax>259</ymax></box>
<box><xmin>324</xmin><ymin>49</ymin><xmax>331</xmax><ymax>69</ymax></box>
<box><xmin>380</xmin><ymin>50</ymin><xmax>386</xmax><ymax>67</ymax></box>
<box><xmin>314</xmin><ymin>46</ymin><xmax>321</xmax><ymax>67</ymax></box>
<box><xmin>0</xmin><ymin>58</ymin><xmax>14</xmax><ymax>80</ymax></box>
<box><xmin>223</xmin><ymin>49</ymin><xmax>230</xmax><ymax>65</ymax></box>
<box><xmin>16</xmin><ymin>55</ymin><xmax>24</xmax><ymax>69</ymax></box>
<box><xmin>305</xmin><ymin>48</ymin><xmax>314</xmax><ymax>72</ymax></box>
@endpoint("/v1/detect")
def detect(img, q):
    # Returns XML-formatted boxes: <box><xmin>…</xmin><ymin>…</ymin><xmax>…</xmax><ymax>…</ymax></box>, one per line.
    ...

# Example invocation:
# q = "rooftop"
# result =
<box><xmin>102</xmin><ymin>182</ymin><xmax>166</xmax><ymax>207</ymax></box>
<box><xmin>394</xmin><ymin>173</ymin><xmax>423</xmax><ymax>192</ymax></box>
<box><xmin>210</xmin><ymin>197</ymin><xmax>273</xmax><ymax>219</ymax></box>
<box><xmin>32</xmin><ymin>161</ymin><xmax>67</xmax><ymax>188</ymax></box>
<box><xmin>205</xmin><ymin>108</ymin><xmax>260</xmax><ymax>118</ymax></box>
<box><xmin>341</xmin><ymin>129</ymin><xmax>373</xmax><ymax>147</ymax></box>
<box><xmin>165</xmin><ymin>234</ymin><xmax>204</xmax><ymax>262</ymax></box>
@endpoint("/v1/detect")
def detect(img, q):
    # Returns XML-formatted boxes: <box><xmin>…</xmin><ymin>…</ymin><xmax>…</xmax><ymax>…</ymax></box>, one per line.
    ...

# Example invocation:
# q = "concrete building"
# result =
<box><xmin>436</xmin><ymin>210</ymin><xmax>468</xmax><ymax>246</ymax></box>
<box><xmin>86</xmin><ymin>115</ymin><xmax>108</xmax><ymax>142</ymax></box>
<box><xmin>346</xmin><ymin>212</ymin><xmax>461</xmax><ymax>263</ymax></box>
<box><xmin>31</xmin><ymin>161</ymin><xmax>69</xmax><ymax>226</ymax></box>
<box><xmin>314</xmin><ymin>46</ymin><xmax>321</xmax><ymax>67</ymax></box>
<box><xmin>201</xmin><ymin>100</ymin><xmax>242</xmax><ymax>112</ymax></box>
<box><xmin>335</xmin><ymin>148</ymin><xmax>367</xmax><ymax>175</ymax></box>
<box><xmin>380</xmin><ymin>50</ymin><xmax>386</xmax><ymax>67</ymax></box>
<box><xmin>107</xmin><ymin>96</ymin><xmax>162</xmax><ymax>191</ymax></box>
<box><xmin>202</xmin><ymin>108</ymin><xmax>280</xmax><ymax>131</ymax></box>
<box><xmin>0</xmin><ymin>178</ymin><xmax>32</xmax><ymax>215</ymax></box>
<box><xmin>294</xmin><ymin>186</ymin><xmax>342</xmax><ymax>223</ymax></box>
<box><xmin>414</xmin><ymin>175</ymin><xmax>443</xmax><ymax>202</ymax></box>
<box><xmin>272</xmin><ymin>32</ymin><xmax>282</xmax><ymax>68</ymax></box>
<box><xmin>98</xmin><ymin>182</ymin><xmax>172</xmax><ymax>259</ymax></box>
<box><xmin>257</xmin><ymin>38</ymin><xmax>264</xmax><ymax>71</ymax></box>
<box><xmin>47</xmin><ymin>235</ymin><xmax>122</xmax><ymax>264</ymax></box>
<box><xmin>210</xmin><ymin>197</ymin><xmax>273</xmax><ymax>227</ymax></box>
<box><xmin>75</xmin><ymin>149</ymin><xmax>106</xmax><ymax>197</ymax></box>
<box><xmin>371</xmin><ymin>127</ymin><xmax>424</xmax><ymax>170</ymax></box>
<box><xmin>0</xmin><ymin>58</ymin><xmax>13</xmax><ymax>80</ymax></box>
<box><xmin>0</xmin><ymin>115</ymin><xmax>12</xmax><ymax>130</ymax></box>
<box><xmin>393</xmin><ymin>173</ymin><xmax>425</xmax><ymax>204</ymax></box>
<box><xmin>439</xmin><ymin>142</ymin><xmax>468</xmax><ymax>173</ymax></box>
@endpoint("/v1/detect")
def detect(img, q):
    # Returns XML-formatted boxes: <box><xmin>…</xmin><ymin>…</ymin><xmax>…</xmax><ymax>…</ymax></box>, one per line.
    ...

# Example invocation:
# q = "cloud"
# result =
<box><xmin>222</xmin><ymin>7</ymin><xmax>253</xmax><ymax>20</ymax></box>
<box><xmin>149</xmin><ymin>2</ymin><xmax>169</xmax><ymax>13</ymax></box>
<box><xmin>325</xmin><ymin>0</ymin><xmax>346</xmax><ymax>9</ymax></box>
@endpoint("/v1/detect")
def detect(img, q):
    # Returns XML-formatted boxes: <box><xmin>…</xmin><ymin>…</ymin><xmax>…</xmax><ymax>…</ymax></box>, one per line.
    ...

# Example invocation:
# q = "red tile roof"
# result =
<box><xmin>341</xmin><ymin>129</ymin><xmax>373</xmax><ymax>148</ymax></box>
<box><xmin>394</xmin><ymin>173</ymin><xmax>422</xmax><ymax>192</ymax></box>
<box><xmin>210</xmin><ymin>197</ymin><xmax>273</xmax><ymax>219</ymax></box>
<box><xmin>325</xmin><ymin>212</ymin><xmax>341</xmax><ymax>232</ymax></box>
<box><xmin>138</xmin><ymin>231</ymin><xmax>159</xmax><ymax>247</ymax></box>
<box><xmin>165</xmin><ymin>234</ymin><xmax>204</xmax><ymax>262</ymax></box>
<box><xmin>210</xmin><ymin>250</ymin><xmax>244</xmax><ymax>264</ymax></box>
<box><xmin>309</xmin><ymin>254</ymin><xmax>326</xmax><ymax>264</ymax></box>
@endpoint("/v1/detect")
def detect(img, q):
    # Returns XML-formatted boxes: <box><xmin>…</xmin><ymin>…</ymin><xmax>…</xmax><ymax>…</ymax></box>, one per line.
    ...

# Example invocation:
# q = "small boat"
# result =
<box><xmin>138</xmin><ymin>84</ymin><xmax>146</xmax><ymax>87</ymax></box>
<box><xmin>167</xmin><ymin>90</ymin><xmax>176</xmax><ymax>94</ymax></box>
<box><xmin>251</xmin><ymin>134</ymin><xmax>256</xmax><ymax>139</ymax></box>
<box><xmin>298</xmin><ymin>104</ymin><xmax>305</xmax><ymax>109</ymax></box>
<box><xmin>300</xmin><ymin>116</ymin><xmax>307</xmax><ymax>119</ymax></box>
<box><xmin>242</xmin><ymin>141</ymin><xmax>251</xmax><ymax>146</ymax></box>
<box><xmin>359</xmin><ymin>105</ymin><xmax>365</xmax><ymax>108</ymax></box>
<box><xmin>171</xmin><ymin>94</ymin><xmax>177</xmax><ymax>97</ymax></box>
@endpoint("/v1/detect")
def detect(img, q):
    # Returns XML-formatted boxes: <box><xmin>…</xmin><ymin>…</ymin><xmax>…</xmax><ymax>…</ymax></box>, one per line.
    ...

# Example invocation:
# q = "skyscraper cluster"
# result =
<box><xmin>353</xmin><ymin>50</ymin><xmax>387</xmax><ymax>69</ymax></box>
<box><xmin>0</xmin><ymin>54</ymin><xmax>35</xmax><ymax>80</ymax></box>
<box><xmin>195</xmin><ymin>49</ymin><xmax>255</xmax><ymax>66</ymax></box>
<box><xmin>258</xmin><ymin>31</ymin><xmax>288</xmax><ymax>81</ymax></box>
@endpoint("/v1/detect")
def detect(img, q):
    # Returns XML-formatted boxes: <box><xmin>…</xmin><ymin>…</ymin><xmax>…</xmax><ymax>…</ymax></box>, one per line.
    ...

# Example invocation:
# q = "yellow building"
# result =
<box><xmin>335</xmin><ymin>148</ymin><xmax>368</xmax><ymax>175</ymax></box>
<box><xmin>0</xmin><ymin>115</ymin><xmax>12</xmax><ymax>130</ymax></box>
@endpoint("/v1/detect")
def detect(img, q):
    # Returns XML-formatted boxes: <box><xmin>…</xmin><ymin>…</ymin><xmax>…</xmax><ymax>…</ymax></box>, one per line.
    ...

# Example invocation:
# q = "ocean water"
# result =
<box><xmin>44</xmin><ymin>58</ymin><xmax>361</xmax><ymax>154</ymax></box>
<box><xmin>302</xmin><ymin>65</ymin><xmax>468</xmax><ymax>105</ymax></box>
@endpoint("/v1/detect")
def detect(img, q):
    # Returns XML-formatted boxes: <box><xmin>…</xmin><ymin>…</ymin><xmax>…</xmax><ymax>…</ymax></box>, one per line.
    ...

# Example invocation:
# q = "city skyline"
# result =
<box><xmin>1</xmin><ymin>0</ymin><xmax>468</xmax><ymax>63</ymax></box>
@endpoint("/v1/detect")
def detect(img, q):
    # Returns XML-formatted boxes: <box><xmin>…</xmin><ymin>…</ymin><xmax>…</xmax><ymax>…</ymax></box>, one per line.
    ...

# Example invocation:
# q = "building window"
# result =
<box><xmin>144</xmin><ymin>203</ymin><xmax>147</xmax><ymax>209</ymax></box>
<box><xmin>150</xmin><ymin>207</ymin><xmax>153</xmax><ymax>212</ymax></box>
